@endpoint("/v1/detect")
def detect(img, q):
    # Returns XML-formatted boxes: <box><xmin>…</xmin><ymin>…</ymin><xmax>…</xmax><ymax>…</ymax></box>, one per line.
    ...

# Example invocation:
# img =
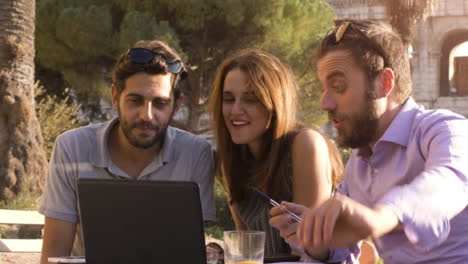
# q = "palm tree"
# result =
<box><xmin>327</xmin><ymin>0</ymin><xmax>435</xmax><ymax>46</ymax></box>
<box><xmin>376</xmin><ymin>0</ymin><xmax>435</xmax><ymax>46</ymax></box>
<box><xmin>0</xmin><ymin>0</ymin><xmax>47</xmax><ymax>201</ymax></box>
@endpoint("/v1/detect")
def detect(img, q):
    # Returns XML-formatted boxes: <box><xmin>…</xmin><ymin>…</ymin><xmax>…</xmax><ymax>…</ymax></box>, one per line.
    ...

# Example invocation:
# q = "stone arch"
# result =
<box><xmin>438</xmin><ymin>29</ymin><xmax>468</xmax><ymax>96</ymax></box>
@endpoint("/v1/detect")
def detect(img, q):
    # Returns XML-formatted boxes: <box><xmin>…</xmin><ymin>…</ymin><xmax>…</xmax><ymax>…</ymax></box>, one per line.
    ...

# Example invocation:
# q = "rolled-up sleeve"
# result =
<box><xmin>378</xmin><ymin>118</ymin><xmax>468</xmax><ymax>250</ymax></box>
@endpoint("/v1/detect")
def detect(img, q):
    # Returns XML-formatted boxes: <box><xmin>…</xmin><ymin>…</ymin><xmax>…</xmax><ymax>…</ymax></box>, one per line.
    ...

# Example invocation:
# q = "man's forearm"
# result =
<box><xmin>40</xmin><ymin>217</ymin><xmax>76</xmax><ymax>264</ymax></box>
<box><xmin>371</xmin><ymin>204</ymin><xmax>401</xmax><ymax>238</ymax></box>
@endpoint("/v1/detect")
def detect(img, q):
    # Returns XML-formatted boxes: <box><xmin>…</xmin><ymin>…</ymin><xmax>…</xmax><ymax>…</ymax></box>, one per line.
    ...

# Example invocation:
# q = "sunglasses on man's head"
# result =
<box><xmin>323</xmin><ymin>21</ymin><xmax>351</xmax><ymax>46</ymax></box>
<box><xmin>128</xmin><ymin>47</ymin><xmax>185</xmax><ymax>74</ymax></box>
<box><xmin>321</xmin><ymin>22</ymin><xmax>388</xmax><ymax>67</ymax></box>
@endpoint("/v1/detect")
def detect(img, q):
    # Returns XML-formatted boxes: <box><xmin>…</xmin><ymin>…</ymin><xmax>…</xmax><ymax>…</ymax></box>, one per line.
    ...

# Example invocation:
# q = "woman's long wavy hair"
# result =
<box><xmin>209</xmin><ymin>49</ymin><xmax>342</xmax><ymax>204</ymax></box>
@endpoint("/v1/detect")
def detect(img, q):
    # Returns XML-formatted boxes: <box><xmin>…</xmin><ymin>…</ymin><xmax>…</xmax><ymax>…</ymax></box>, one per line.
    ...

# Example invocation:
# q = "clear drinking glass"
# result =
<box><xmin>223</xmin><ymin>231</ymin><xmax>265</xmax><ymax>264</ymax></box>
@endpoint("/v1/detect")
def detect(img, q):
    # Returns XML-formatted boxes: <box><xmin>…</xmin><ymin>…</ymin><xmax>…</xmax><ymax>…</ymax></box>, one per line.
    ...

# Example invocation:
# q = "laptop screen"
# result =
<box><xmin>77</xmin><ymin>178</ymin><xmax>207</xmax><ymax>264</ymax></box>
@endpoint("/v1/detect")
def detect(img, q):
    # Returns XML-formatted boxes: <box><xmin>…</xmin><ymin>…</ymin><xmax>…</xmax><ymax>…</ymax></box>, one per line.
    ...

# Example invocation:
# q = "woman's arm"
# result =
<box><xmin>228</xmin><ymin>202</ymin><xmax>248</xmax><ymax>230</ymax></box>
<box><xmin>289</xmin><ymin>129</ymin><xmax>334</xmax><ymax>258</ymax></box>
<box><xmin>291</xmin><ymin>129</ymin><xmax>333</xmax><ymax>208</ymax></box>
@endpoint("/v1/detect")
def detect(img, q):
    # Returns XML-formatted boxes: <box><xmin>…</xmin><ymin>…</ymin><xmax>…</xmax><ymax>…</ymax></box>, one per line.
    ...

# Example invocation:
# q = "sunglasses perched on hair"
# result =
<box><xmin>128</xmin><ymin>47</ymin><xmax>186</xmax><ymax>74</ymax></box>
<box><xmin>321</xmin><ymin>22</ymin><xmax>388</xmax><ymax>66</ymax></box>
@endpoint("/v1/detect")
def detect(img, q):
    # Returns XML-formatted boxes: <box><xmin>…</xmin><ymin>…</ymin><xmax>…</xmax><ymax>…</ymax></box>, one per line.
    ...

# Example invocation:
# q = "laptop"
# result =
<box><xmin>77</xmin><ymin>178</ymin><xmax>207</xmax><ymax>264</ymax></box>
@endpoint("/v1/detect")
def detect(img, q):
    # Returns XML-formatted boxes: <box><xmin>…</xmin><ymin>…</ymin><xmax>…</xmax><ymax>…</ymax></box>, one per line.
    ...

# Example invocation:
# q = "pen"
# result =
<box><xmin>252</xmin><ymin>187</ymin><xmax>302</xmax><ymax>222</ymax></box>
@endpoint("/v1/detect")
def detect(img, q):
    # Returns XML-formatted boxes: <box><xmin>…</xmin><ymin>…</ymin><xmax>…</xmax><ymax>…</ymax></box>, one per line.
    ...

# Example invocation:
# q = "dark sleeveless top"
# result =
<box><xmin>237</xmin><ymin>149</ymin><xmax>293</xmax><ymax>257</ymax></box>
<box><xmin>238</xmin><ymin>189</ymin><xmax>291</xmax><ymax>257</ymax></box>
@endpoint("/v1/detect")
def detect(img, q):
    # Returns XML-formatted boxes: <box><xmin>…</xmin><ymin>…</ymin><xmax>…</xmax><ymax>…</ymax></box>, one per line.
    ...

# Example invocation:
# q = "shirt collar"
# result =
<box><xmin>378</xmin><ymin>97</ymin><xmax>419</xmax><ymax>147</ymax></box>
<box><xmin>160</xmin><ymin>126</ymin><xmax>175</xmax><ymax>164</ymax></box>
<box><xmin>89</xmin><ymin>117</ymin><xmax>118</xmax><ymax>168</ymax></box>
<box><xmin>356</xmin><ymin>97</ymin><xmax>419</xmax><ymax>157</ymax></box>
<box><xmin>89</xmin><ymin>117</ymin><xmax>176</xmax><ymax>168</ymax></box>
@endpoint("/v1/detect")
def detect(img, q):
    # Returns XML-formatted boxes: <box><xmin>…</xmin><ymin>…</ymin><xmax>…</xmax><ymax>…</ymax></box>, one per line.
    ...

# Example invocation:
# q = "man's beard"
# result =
<box><xmin>332</xmin><ymin>91</ymin><xmax>379</xmax><ymax>149</ymax></box>
<box><xmin>118</xmin><ymin>108</ymin><xmax>172</xmax><ymax>149</ymax></box>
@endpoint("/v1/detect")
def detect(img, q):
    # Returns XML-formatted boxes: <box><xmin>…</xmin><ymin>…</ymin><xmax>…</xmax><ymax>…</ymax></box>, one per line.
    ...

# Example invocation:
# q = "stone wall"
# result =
<box><xmin>326</xmin><ymin>0</ymin><xmax>468</xmax><ymax>117</ymax></box>
<box><xmin>412</xmin><ymin>0</ymin><xmax>468</xmax><ymax>116</ymax></box>
<box><xmin>326</xmin><ymin>0</ymin><xmax>386</xmax><ymax>20</ymax></box>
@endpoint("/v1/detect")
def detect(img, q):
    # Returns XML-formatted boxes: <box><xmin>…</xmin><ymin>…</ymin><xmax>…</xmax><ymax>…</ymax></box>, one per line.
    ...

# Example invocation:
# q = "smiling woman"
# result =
<box><xmin>209</xmin><ymin>49</ymin><xmax>343</xmax><ymax>258</ymax></box>
<box><xmin>221</xmin><ymin>68</ymin><xmax>272</xmax><ymax>157</ymax></box>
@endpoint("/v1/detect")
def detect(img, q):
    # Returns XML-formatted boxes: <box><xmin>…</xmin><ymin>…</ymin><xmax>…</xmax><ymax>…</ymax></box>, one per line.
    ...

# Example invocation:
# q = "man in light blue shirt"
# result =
<box><xmin>270</xmin><ymin>20</ymin><xmax>468</xmax><ymax>263</ymax></box>
<box><xmin>39</xmin><ymin>40</ymin><xmax>215</xmax><ymax>264</ymax></box>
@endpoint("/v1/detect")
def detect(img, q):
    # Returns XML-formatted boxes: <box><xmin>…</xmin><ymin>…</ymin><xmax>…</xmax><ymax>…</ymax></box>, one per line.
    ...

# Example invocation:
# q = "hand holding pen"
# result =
<box><xmin>252</xmin><ymin>187</ymin><xmax>303</xmax><ymax>222</ymax></box>
<box><xmin>264</xmin><ymin>191</ymin><xmax>309</xmax><ymax>255</ymax></box>
<box><xmin>261</xmin><ymin>187</ymin><xmax>340</xmax><ymax>260</ymax></box>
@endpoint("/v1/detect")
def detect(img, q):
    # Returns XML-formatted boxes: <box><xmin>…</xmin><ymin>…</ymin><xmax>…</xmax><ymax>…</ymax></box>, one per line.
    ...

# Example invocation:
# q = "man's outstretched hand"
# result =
<box><xmin>269</xmin><ymin>202</ymin><xmax>328</xmax><ymax>261</ymax></box>
<box><xmin>297</xmin><ymin>194</ymin><xmax>400</xmax><ymax>250</ymax></box>
<box><xmin>270</xmin><ymin>202</ymin><xmax>308</xmax><ymax>254</ymax></box>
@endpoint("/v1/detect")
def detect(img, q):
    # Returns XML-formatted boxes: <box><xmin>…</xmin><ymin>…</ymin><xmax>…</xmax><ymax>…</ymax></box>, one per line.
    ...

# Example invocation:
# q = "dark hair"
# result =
<box><xmin>317</xmin><ymin>20</ymin><xmax>412</xmax><ymax>103</ymax></box>
<box><xmin>112</xmin><ymin>40</ymin><xmax>184</xmax><ymax>99</ymax></box>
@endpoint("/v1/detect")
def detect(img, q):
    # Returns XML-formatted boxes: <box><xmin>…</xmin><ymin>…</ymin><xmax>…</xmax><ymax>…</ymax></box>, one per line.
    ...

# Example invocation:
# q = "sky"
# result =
<box><xmin>454</xmin><ymin>42</ymin><xmax>468</xmax><ymax>57</ymax></box>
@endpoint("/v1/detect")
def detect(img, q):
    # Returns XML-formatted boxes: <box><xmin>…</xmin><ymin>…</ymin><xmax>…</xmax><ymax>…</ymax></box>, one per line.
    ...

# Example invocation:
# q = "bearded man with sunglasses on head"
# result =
<box><xmin>39</xmin><ymin>40</ymin><xmax>215</xmax><ymax>264</ymax></box>
<box><xmin>270</xmin><ymin>20</ymin><xmax>468</xmax><ymax>263</ymax></box>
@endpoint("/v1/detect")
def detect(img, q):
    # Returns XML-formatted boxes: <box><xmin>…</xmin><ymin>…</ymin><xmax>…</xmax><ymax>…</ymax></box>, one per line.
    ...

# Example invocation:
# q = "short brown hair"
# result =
<box><xmin>112</xmin><ymin>40</ymin><xmax>184</xmax><ymax>99</ymax></box>
<box><xmin>317</xmin><ymin>20</ymin><xmax>412</xmax><ymax>103</ymax></box>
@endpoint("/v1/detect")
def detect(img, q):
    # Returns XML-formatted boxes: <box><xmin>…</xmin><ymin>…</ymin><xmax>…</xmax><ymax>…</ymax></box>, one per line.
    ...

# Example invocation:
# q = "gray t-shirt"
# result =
<box><xmin>39</xmin><ymin>118</ymin><xmax>215</xmax><ymax>254</ymax></box>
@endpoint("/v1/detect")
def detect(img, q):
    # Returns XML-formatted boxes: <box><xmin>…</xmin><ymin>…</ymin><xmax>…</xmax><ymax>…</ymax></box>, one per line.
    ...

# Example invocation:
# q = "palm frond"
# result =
<box><xmin>376</xmin><ymin>0</ymin><xmax>435</xmax><ymax>45</ymax></box>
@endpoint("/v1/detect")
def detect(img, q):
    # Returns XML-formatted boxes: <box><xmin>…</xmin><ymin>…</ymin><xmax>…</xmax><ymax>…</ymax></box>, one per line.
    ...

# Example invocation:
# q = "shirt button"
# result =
<box><xmin>373</xmin><ymin>168</ymin><xmax>379</xmax><ymax>174</ymax></box>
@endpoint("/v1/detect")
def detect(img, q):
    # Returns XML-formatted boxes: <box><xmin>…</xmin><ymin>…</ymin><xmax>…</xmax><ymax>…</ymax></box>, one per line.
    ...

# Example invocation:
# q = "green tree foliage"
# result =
<box><xmin>205</xmin><ymin>180</ymin><xmax>235</xmax><ymax>239</ymax></box>
<box><xmin>36</xmin><ymin>0</ymin><xmax>335</xmax><ymax>129</ymax></box>
<box><xmin>35</xmin><ymin>83</ymin><xmax>84</xmax><ymax>160</ymax></box>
